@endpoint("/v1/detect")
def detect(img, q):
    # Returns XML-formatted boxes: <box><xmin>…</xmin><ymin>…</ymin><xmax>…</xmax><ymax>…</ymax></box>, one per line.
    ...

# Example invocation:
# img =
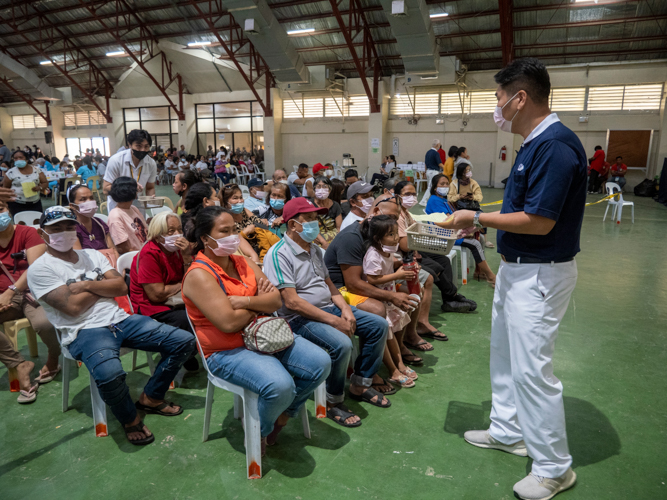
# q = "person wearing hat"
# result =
<box><xmin>27</xmin><ymin>206</ymin><xmax>196</xmax><ymax>446</ymax></box>
<box><xmin>340</xmin><ymin>181</ymin><xmax>375</xmax><ymax>231</ymax></box>
<box><xmin>244</xmin><ymin>177</ymin><xmax>269</xmax><ymax>213</ymax></box>
<box><xmin>263</xmin><ymin>198</ymin><xmax>390</xmax><ymax>427</ymax></box>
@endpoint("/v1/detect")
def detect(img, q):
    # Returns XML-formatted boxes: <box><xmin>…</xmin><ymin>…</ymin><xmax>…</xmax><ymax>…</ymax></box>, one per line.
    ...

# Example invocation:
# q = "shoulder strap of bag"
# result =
<box><xmin>193</xmin><ymin>259</ymin><xmax>227</xmax><ymax>294</ymax></box>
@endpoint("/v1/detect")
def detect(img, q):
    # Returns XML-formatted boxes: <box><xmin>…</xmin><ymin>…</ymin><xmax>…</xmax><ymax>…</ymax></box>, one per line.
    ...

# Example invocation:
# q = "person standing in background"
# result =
<box><xmin>443</xmin><ymin>146</ymin><xmax>457</xmax><ymax>181</ymax></box>
<box><xmin>0</xmin><ymin>139</ymin><xmax>10</xmax><ymax>165</ymax></box>
<box><xmin>419</xmin><ymin>139</ymin><xmax>444</xmax><ymax>206</ymax></box>
<box><xmin>587</xmin><ymin>145</ymin><xmax>605</xmax><ymax>194</ymax></box>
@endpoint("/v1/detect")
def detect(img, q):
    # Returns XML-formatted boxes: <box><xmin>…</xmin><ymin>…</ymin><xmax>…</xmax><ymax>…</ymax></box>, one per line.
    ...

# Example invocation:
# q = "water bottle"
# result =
<box><xmin>402</xmin><ymin>251</ymin><xmax>421</xmax><ymax>296</ymax></box>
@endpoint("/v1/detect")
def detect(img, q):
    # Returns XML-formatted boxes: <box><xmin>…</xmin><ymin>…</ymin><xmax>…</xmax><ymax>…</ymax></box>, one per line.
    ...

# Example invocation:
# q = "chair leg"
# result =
<box><xmin>461</xmin><ymin>249</ymin><xmax>468</xmax><ymax>285</ymax></box>
<box><xmin>314</xmin><ymin>382</ymin><xmax>327</xmax><ymax>419</ymax></box>
<box><xmin>4</xmin><ymin>321</ymin><xmax>18</xmax><ymax>351</ymax></box>
<box><xmin>89</xmin><ymin>372</ymin><xmax>108</xmax><ymax>437</ymax></box>
<box><xmin>617</xmin><ymin>205</ymin><xmax>623</xmax><ymax>224</ymax></box>
<box><xmin>233</xmin><ymin>394</ymin><xmax>243</xmax><ymax>420</ymax></box>
<box><xmin>603</xmin><ymin>204</ymin><xmax>609</xmax><ymax>221</ymax></box>
<box><xmin>131</xmin><ymin>350</ymin><xmax>137</xmax><ymax>371</ymax></box>
<box><xmin>202</xmin><ymin>381</ymin><xmax>214</xmax><ymax>442</ymax></box>
<box><xmin>631</xmin><ymin>205</ymin><xmax>634</xmax><ymax>224</ymax></box>
<box><xmin>300</xmin><ymin>404</ymin><xmax>311</xmax><ymax>439</ymax></box>
<box><xmin>25</xmin><ymin>327</ymin><xmax>39</xmax><ymax>358</ymax></box>
<box><xmin>8</xmin><ymin>367</ymin><xmax>19</xmax><ymax>392</ymax></box>
<box><xmin>243</xmin><ymin>391</ymin><xmax>262</xmax><ymax>479</ymax></box>
<box><xmin>62</xmin><ymin>356</ymin><xmax>70</xmax><ymax>412</ymax></box>
<box><xmin>146</xmin><ymin>352</ymin><xmax>156</xmax><ymax>375</ymax></box>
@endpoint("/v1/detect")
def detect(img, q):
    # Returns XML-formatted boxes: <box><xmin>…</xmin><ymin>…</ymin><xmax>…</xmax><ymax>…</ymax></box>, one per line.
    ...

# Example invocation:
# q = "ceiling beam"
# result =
<box><xmin>0</xmin><ymin>78</ymin><xmax>52</xmax><ymax>125</ymax></box>
<box><xmin>498</xmin><ymin>0</ymin><xmax>514</xmax><ymax>67</ymax></box>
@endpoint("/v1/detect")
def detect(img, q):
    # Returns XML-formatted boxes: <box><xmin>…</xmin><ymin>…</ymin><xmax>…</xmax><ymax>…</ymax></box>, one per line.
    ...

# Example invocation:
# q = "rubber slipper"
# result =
<box><xmin>371</xmin><ymin>377</ymin><xmax>397</xmax><ymax>395</ymax></box>
<box><xmin>401</xmin><ymin>367</ymin><xmax>419</xmax><ymax>380</ymax></box>
<box><xmin>403</xmin><ymin>340</ymin><xmax>434</xmax><ymax>352</ymax></box>
<box><xmin>419</xmin><ymin>330</ymin><xmax>449</xmax><ymax>342</ymax></box>
<box><xmin>349</xmin><ymin>387</ymin><xmax>391</xmax><ymax>408</ymax></box>
<box><xmin>326</xmin><ymin>404</ymin><xmax>362</xmax><ymax>428</ymax></box>
<box><xmin>124</xmin><ymin>420</ymin><xmax>155</xmax><ymax>446</ymax></box>
<box><xmin>35</xmin><ymin>365</ymin><xmax>61</xmax><ymax>384</ymax></box>
<box><xmin>401</xmin><ymin>354</ymin><xmax>423</xmax><ymax>366</ymax></box>
<box><xmin>135</xmin><ymin>400</ymin><xmax>183</xmax><ymax>416</ymax></box>
<box><xmin>388</xmin><ymin>375</ymin><xmax>415</xmax><ymax>388</ymax></box>
<box><xmin>17</xmin><ymin>383</ymin><xmax>38</xmax><ymax>404</ymax></box>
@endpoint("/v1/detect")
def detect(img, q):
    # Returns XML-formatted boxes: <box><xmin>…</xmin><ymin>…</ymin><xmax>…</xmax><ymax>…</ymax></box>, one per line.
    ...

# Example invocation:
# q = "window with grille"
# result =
<box><xmin>285</xmin><ymin>95</ymin><xmax>369</xmax><ymax>118</ymax></box>
<box><xmin>587</xmin><ymin>86</ymin><xmax>625</xmax><ymax>111</ymax></box>
<box><xmin>283</xmin><ymin>97</ymin><xmax>324</xmax><ymax>118</ymax></box>
<box><xmin>413</xmin><ymin>94</ymin><xmax>440</xmax><ymax>115</ymax></box>
<box><xmin>441</xmin><ymin>92</ymin><xmax>464</xmax><ymax>114</ymax></box>
<box><xmin>621</xmin><ymin>84</ymin><xmax>663</xmax><ymax>110</ymax></box>
<box><xmin>390</xmin><ymin>95</ymin><xmax>416</xmax><ymax>115</ymax></box>
<box><xmin>346</xmin><ymin>96</ymin><xmax>370</xmax><ymax>116</ymax></box>
<box><xmin>11</xmin><ymin>114</ymin><xmax>47</xmax><ymax>129</ymax></box>
<box><xmin>550</xmin><ymin>88</ymin><xmax>586</xmax><ymax>111</ymax></box>
<box><xmin>63</xmin><ymin>110</ymin><xmax>108</xmax><ymax>127</ymax></box>
<box><xmin>467</xmin><ymin>91</ymin><xmax>497</xmax><ymax>113</ymax></box>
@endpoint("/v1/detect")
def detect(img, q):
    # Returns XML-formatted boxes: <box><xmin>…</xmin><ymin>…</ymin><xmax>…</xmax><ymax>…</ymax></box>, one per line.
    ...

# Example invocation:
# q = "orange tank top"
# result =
<box><xmin>183</xmin><ymin>252</ymin><xmax>258</xmax><ymax>357</ymax></box>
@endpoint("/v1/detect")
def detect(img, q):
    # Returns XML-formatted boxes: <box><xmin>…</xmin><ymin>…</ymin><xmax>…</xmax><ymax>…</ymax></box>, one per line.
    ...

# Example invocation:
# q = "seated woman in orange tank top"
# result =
<box><xmin>182</xmin><ymin>206</ymin><xmax>331</xmax><ymax>454</ymax></box>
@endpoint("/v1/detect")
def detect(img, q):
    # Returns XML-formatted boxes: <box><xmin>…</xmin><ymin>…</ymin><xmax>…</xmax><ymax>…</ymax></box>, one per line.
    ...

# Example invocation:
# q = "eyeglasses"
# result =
<box><xmin>42</xmin><ymin>210</ymin><xmax>77</xmax><ymax>222</ymax></box>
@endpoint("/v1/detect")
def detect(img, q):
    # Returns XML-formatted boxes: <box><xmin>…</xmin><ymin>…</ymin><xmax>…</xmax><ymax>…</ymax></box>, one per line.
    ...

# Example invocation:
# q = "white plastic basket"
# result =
<box><xmin>406</xmin><ymin>222</ymin><xmax>457</xmax><ymax>256</ymax></box>
<box><xmin>137</xmin><ymin>196</ymin><xmax>165</xmax><ymax>209</ymax></box>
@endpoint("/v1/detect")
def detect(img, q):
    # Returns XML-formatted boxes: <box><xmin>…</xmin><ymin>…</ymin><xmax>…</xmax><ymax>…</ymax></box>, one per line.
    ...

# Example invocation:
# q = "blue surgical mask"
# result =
<box><xmin>436</xmin><ymin>187</ymin><xmax>449</xmax><ymax>197</ymax></box>
<box><xmin>14</xmin><ymin>160</ymin><xmax>27</xmax><ymax>169</ymax></box>
<box><xmin>270</xmin><ymin>198</ymin><xmax>285</xmax><ymax>210</ymax></box>
<box><xmin>92</xmin><ymin>162</ymin><xmax>97</xmax><ymax>167</ymax></box>
<box><xmin>0</xmin><ymin>166</ymin><xmax>7</xmax><ymax>172</ymax></box>
<box><xmin>230</xmin><ymin>202</ymin><xmax>244</xmax><ymax>214</ymax></box>
<box><xmin>0</xmin><ymin>212</ymin><xmax>11</xmax><ymax>231</ymax></box>
<box><xmin>294</xmin><ymin>220</ymin><xmax>320</xmax><ymax>243</ymax></box>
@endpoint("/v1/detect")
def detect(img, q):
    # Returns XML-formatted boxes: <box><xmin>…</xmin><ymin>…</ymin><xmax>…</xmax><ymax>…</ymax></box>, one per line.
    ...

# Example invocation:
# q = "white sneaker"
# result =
<box><xmin>463</xmin><ymin>429</ymin><xmax>528</xmax><ymax>457</ymax></box>
<box><xmin>513</xmin><ymin>468</ymin><xmax>577</xmax><ymax>500</ymax></box>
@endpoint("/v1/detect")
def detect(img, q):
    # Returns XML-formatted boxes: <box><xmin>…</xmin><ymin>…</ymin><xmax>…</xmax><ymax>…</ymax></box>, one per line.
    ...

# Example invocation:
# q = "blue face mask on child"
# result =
<box><xmin>0</xmin><ymin>212</ymin><xmax>12</xmax><ymax>231</ymax></box>
<box><xmin>269</xmin><ymin>198</ymin><xmax>285</xmax><ymax>210</ymax></box>
<box><xmin>294</xmin><ymin>220</ymin><xmax>320</xmax><ymax>243</ymax></box>
<box><xmin>230</xmin><ymin>202</ymin><xmax>245</xmax><ymax>214</ymax></box>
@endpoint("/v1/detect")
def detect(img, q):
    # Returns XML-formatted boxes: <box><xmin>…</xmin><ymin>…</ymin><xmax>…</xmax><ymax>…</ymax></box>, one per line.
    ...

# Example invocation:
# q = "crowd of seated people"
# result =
<box><xmin>1</xmin><ymin>129</ymin><xmax>494</xmax><ymax>462</ymax></box>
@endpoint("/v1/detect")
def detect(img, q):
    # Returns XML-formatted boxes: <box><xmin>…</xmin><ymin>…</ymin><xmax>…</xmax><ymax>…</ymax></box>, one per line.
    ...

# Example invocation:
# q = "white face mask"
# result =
<box><xmin>358</xmin><ymin>197</ymin><xmax>374</xmax><ymax>214</ymax></box>
<box><xmin>163</xmin><ymin>233</ymin><xmax>182</xmax><ymax>252</ymax></box>
<box><xmin>207</xmin><ymin>234</ymin><xmax>240</xmax><ymax>256</ymax></box>
<box><xmin>382</xmin><ymin>244</ymin><xmax>399</xmax><ymax>253</ymax></box>
<box><xmin>436</xmin><ymin>187</ymin><xmax>449</xmax><ymax>197</ymax></box>
<box><xmin>315</xmin><ymin>188</ymin><xmax>330</xmax><ymax>200</ymax></box>
<box><xmin>324</xmin><ymin>170</ymin><xmax>333</xmax><ymax>177</ymax></box>
<box><xmin>493</xmin><ymin>91</ymin><xmax>521</xmax><ymax>133</ymax></box>
<box><xmin>253</xmin><ymin>191</ymin><xmax>265</xmax><ymax>200</ymax></box>
<box><xmin>277</xmin><ymin>179</ymin><xmax>289</xmax><ymax>185</ymax></box>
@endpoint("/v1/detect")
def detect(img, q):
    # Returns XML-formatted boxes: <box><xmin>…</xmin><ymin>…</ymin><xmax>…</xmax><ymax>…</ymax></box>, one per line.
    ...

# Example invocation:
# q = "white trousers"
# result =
<box><xmin>488</xmin><ymin>259</ymin><xmax>577</xmax><ymax>478</ymax></box>
<box><xmin>419</xmin><ymin>169</ymin><xmax>440</xmax><ymax>206</ymax></box>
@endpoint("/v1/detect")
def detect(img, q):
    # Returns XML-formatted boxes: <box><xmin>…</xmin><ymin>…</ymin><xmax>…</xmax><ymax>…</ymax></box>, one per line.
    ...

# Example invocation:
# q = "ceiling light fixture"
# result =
<box><xmin>106</xmin><ymin>51</ymin><xmax>127</xmax><ymax>57</ymax></box>
<box><xmin>40</xmin><ymin>60</ymin><xmax>53</xmax><ymax>65</ymax></box>
<box><xmin>287</xmin><ymin>28</ymin><xmax>315</xmax><ymax>35</ymax></box>
<box><xmin>188</xmin><ymin>41</ymin><xmax>211</xmax><ymax>47</ymax></box>
<box><xmin>573</xmin><ymin>0</ymin><xmax>599</xmax><ymax>3</ymax></box>
<box><xmin>430</xmin><ymin>13</ymin><xmax>449</xmax><ymax>18</ymax></box>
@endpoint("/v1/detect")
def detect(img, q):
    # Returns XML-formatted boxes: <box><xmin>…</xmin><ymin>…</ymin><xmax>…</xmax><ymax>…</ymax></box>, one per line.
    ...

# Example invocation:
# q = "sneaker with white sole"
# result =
<box><xmin>463</xmin><ymin>429</ymin><xmax>528</xmax><ymax>457</ymax></box>
<box><xmin>513</xmin><ymin>468</ymin><xmax>577</xmax><ymax>500</ymax></box>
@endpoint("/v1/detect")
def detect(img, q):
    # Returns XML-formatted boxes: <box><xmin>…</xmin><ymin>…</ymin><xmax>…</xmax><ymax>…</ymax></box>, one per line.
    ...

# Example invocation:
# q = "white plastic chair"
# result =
<box><xmin>603</xmin><ymin>182</ymin><xmax>634</xmax><ymax>224</ymax></box>
<box><xmin>151</xmin><ymin>206</ymin><xmax>173</xmax><ymax>217</ymax></box>
<box><xmin>94</xmin><ymin>213</ymin><xmax>108</xmax><ymax>224</ymax></box>
<box><xmin>188</xmin><ymin>317</ymin><xmax>325</xmax><ymax>479</ymax></box>
<box><xmin>450</xmin><ymin>245</ymin><xmax>469</xmax><ymax>285</ymax></box>
<box><xmin>116</xmin><ymin>250</ymin><xmax>139</xmax><ymax>276</ymax></box>
<box><xmin>229</xmin><ymin>165</ymin><xmax>249</xmax><ymax>185</ymax></box>
<box><xmin>239</xmin><ymin>184</ymin><xmax>250</xmax><ymax>200</ymax></box>
<box><xmin>13</xmin><ymin>211</ymin><xmax>43</xmax><ymax>226</ymax></box>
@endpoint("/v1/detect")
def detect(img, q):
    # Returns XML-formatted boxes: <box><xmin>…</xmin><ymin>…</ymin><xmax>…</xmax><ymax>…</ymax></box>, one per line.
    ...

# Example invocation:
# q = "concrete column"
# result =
<box><xmin>262</xmin><ymin>88</ymin><xmax>283</xmax><ymax>177</ymax></box>
<box><xmin>0</xmin><ymin>107</ymin><xmax>14</xmax><ymax>149</ymax></box>
<box><xmin>367</xmin><ymin>86</ymin><xmax>388</xmax><ymax>179</ymax></box>
<box><xmin>652</xmin><ymin>81</ymin><xmax>667</xmax><ymax>178</ymax></box>
<box><xmin>49</xmin><ymin>105</ymin><xmax>66</xmax><ymax>159</ymax></box>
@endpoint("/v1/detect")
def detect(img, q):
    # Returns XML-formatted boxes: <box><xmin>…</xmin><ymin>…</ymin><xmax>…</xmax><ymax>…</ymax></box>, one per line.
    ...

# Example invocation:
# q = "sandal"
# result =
<box><xmin>35</xmin><ymin>365</ymin><xmax>61</xmax><ymax>384</ymax></box>
<box><xmin>124</xmin><ymin>420</ymin><xmax>155</xmax><ymax>446</ymax></box>
<box><xmin>267</xmin><ymin>421</ymin><xmax>287</xmax><ymax>446</ymax></box>
<box><xmin>135</xmin><ymin>400</ymin><xmax>183</xmax><ymax>416</ymax></box>
<box><xmin>17</xmin><ymin>383</ymin><xmax>38</xmax><ymax>404</ymax></box>
<box><xmin>349</xmin><ymin>387</ymin><xmax>391</xmax><ymax>408</ymax></box>
<box><xmin>401</xmin><ymin>353</ymin><xmax>423</xmax><ymax>366</ymax></box>
<box><xmin>401</xmin><ymin>367</ymin><xmax>419</xmax><ymax>380</ymax></box>
<box><xmin>326</xmin><ymin>404</ymin><xmax>362</xmax><ymax>428</ymax></box>
<box><xmin>403</xmin><ymin>340</ymin><xmax>434</xmax><ymax>352</ymax></box>
<box><xmin>419</xmin><ymin>330</ymin><xmax>449</xmax><ymax>342</ymax></box>
<box><xmin>388</xmin><ymin>374</ymin><xmax>415</xmax><ymax>388</ymax></box>
<box><xmin>371</xmin><ymin>377</ymin><xmax>397</xmax><ymax>395</ymax></box>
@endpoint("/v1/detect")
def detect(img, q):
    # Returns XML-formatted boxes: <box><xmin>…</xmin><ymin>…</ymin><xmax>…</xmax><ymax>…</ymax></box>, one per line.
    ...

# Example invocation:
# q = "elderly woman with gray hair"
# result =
<box><xmin>128</xmin><ymin>211</ymin><xmax>198</xmax><ymax>370</ymax></box>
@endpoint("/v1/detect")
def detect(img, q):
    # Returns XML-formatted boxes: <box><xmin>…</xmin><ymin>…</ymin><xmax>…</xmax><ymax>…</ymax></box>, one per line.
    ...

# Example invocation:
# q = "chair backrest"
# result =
<box><xmin>151</xmin><ymin>206</ymin><xmax>173</xmax><ymax>217</ymax></box>
<box><xmin>605</xmin><ymin>182</ymin><xmax>622</xmax><ymax>201</ymax></box>
<box><xmin>153</xmin><ymin>196</ymin><xmax>174</xmax><ymax>210</ymax></box>
<box><xmin>116</xmin><ymin>250</ymin><xmax>139</xmax><ymax>276</ymax></box>
<box><xmin>94</xmin><ymin>213</ymin><xmax>108</xmax><ymax>224</ymax></box>
<box><xmin>186</xmin><ymin>314</ymin><xmax>214</xmax><ymax>377</ymax></box>
<box><xmin>100</xmin><ymin>201</ymin><xmax>107</xmax><ymax>214</ymax></box>
<box><xmin>14</xmin><ymin>211</ymin><xmax>43</xmax><ymax>226</ymax></box>
<box><xmin>239</xmin><ymin>184</ymin><xmax>250</xmax><ymax>199</ymax></box>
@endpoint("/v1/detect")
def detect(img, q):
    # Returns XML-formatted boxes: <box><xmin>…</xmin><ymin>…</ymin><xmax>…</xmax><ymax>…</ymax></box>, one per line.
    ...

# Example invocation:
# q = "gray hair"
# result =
<box><xmin>432</xmin><ymin>139</ymin><xmax>441</xmax><ymax>148</ymax></box>
<box><xmin>147</xmin><ymin>211</ymin><xmax>181</xmax><ymax>242</ymax></box>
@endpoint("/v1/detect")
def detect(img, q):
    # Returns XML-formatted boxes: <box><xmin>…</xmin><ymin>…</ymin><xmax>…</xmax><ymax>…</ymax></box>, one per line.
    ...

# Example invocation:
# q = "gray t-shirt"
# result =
<box><xmin>263</xmin><ymin>235</ymin><xmax>334</xmax><ymax>322</ymax></box>
<box><xmin>27</xmin><ymin>249</ymin><xmax>129</xmax><ymax>346</ymax></box>
<box><xmin>324</xmin><ymin>222</ymin><xmax>365</xmax><ymax>289</ymax></box>
<box><xmin>0</xmin><ymin>145</ymin><xmax>10</xmax><ymax>163</ymax></box>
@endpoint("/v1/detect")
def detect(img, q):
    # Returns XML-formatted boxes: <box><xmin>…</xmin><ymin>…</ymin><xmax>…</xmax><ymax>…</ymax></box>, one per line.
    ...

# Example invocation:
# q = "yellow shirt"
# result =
<box><xmin>443</xmin><ymin>157</ymin><xmax>455</xmax><ymax>181</ymax></box>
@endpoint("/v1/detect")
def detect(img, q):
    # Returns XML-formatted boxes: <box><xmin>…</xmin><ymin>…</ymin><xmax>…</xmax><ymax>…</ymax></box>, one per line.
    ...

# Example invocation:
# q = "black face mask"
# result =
<box><xmin>132</xmin><ymin>149</ymin><xmax>149</xmax><ymax>161</ymax></box>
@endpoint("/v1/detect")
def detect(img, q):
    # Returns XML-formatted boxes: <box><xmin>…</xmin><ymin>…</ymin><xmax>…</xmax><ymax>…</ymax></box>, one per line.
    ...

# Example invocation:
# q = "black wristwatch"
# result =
<box><xmin>473</xmin><ymin>211</ymin><xmax>483</xmax><ymax>229</ymax></box>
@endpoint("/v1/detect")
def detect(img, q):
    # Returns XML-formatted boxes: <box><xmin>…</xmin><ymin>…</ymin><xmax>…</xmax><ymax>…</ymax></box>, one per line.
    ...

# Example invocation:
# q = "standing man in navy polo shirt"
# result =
<box><xmin>419</xmin><ymin>139</ymin><xmax>444</xmax><ymax>206</ymax></box>
<box><xmin>445</xmin><ymin>58</ymin><xmax>586</xmax><ymax>500</ymax></box>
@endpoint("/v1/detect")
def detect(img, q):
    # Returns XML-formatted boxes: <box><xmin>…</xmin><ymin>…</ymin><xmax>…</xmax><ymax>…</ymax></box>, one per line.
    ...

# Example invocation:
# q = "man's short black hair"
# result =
<box><xmin>298</xmin><ymin>163</ymin><xmax>309</xmax><ymax>170</ymax></box>
<box><xmin>616</xmin><ymin>156</ymin><xmax>623</xmax><ymax>160</ymax></box>
<box><xmin>109</xmin><ymin>176</ymin><xmax>138</xmax><ymax>203</ymax></box>
<box><xmin>126</xmin><ymin>129</ymin><xmax>152</xmax><ymax>147</ymax></box>
<box><xmin>0</xmin><ymin>139</ymin><xmax>4</xmax><ymax>145</ymax></box>
<box><xmin>494</xmin><ymin>57</ymin><xmax>551</xmax><ymax>105</ymax></box>
<box><xmin>344</xmin><ymin>169</ymin><xmax>358</xmax><ymax>180</ymax></box>
<box><xmin>594</xmin><ymin>145</ymin><xmax>602</xmax><ymax>151</ymax></box>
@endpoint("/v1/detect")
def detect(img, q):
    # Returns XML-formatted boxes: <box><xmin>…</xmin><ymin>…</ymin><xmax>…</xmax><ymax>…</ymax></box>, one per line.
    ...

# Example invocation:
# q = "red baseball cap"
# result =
<box><xmin>312</xmin><ymin>163</ymin><xmax>326</xmax><ymax>175</ymax></box>
<box><xmin>283</xmin><ymin>197</ymin><xmax>328</xmax><ymax>223</ymax></box>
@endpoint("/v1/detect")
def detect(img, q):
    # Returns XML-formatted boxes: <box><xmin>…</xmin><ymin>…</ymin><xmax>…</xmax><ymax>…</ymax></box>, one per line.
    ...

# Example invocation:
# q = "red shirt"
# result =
<box><xmin>129</xmin><ymin>240</ymin><xmax>184</xmax><ymax>316</ymax></box>
<box><xmin>438</xmin><ymin>147</ymin><xmax>447</xmax><ymax>165</ymax></box>
<box><xmin>611</xmin><ymin>163</ymin><xmax>627</xmax><ymax>177</ymax></box>
<box><xmin>590</xmin><ymin>149</ymin><xmax>606</xmax><ymax>173</ymax></box>
<box><xmin>0</xmin><ymin>225</ymin><xmax>43</xmax><ymax>292</ymax></box>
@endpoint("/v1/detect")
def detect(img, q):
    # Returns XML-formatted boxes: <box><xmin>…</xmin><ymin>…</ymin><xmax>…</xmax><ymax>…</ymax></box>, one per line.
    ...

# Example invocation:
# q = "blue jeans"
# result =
<box><xmin>216</xmin><ymin>172</ymin><xmax>232</xmax><ymax>184</ymax></box>
<box><xmin>67</xmin><ymin>314</ymin><xmax>196</xmax><ymax>425</ymax></box>
<box><xmin>289</xmin><ymin>305</ymin><xmax>388</xmax><ymax>404</ymax></box>
<box><xmin>206</xmin><ymin>336</ymin><xmax>331</xmax><ymax>437</ymax></box>
<box><xmin>610</xmin><ymin>176</ymin><xmax>626</xmax><ymax>189</ymax></box>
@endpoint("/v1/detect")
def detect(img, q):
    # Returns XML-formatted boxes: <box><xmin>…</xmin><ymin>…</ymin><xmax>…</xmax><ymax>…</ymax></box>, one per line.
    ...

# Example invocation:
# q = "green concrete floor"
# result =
<box><xmin>1</xmin><ymin>188</ymin><xmax>666</xmax><ymax>499</ymax></box>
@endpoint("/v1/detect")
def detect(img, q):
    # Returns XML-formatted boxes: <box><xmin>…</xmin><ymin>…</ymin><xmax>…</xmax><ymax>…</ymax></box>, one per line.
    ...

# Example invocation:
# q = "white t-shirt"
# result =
<box><xmin>216</xmin><ymin>151</ymin><xmax>226</xmax><ymax>160</ymax></box>
<box><xmin>340</xmin><ymin>211</ymin><xmax>364</xmax><ymax>231</ymax></box>
<box><xmin>164</xmin><ymin>159</ymin><xmax>177</xmax><ymax>171</ymax></box>
<box><xmin>195</xmin><ymin>161</ymin><xmax>209</xmax><ymax>172</ymax></box>
<box><xmin>301</xmin><ymin>177</ymin><xmax>314</xmax><ymax>196</ymax></box>
<box><xmin>104</xmin><ymin>149</ymin><xmax>157</xmax><ymax>212</ymax></box>
<box><xmin>27</xmin><ymin>250</ymin><xmax>129</xmax><ymax>346</ymax></box>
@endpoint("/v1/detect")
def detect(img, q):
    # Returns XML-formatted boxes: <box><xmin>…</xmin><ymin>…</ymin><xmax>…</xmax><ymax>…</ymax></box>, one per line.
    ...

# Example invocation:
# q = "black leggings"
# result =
<box><xmin>151</xmin><ymin>308</ymin><xmax>194</xmax><ymax>334</ymax></box>
<box><xmin>8</xmin><ymin>199</ymin><xmax>43</xmax><ymax>218</ymax></box>
<box><xmin>419</xmin><ymin>252</ymin><xmax>458</xmax><ymax>302</ymax></box>
<box><xmin>460</xmin><ymin>239</ymin><xmax>485</xmax><ymax>264</ymax></box>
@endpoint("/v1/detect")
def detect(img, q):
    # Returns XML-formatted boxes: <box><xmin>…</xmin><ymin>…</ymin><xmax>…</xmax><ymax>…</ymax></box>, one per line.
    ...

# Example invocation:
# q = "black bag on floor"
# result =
<box><xmin>634</xmin><ymin>179</ymin><xmax>657</xmax><ymax>197</ymax></box>
<box><xmin>656</xmin><ymin>158</ymin><xmax>667</xmax><ymax>206</ymax></box>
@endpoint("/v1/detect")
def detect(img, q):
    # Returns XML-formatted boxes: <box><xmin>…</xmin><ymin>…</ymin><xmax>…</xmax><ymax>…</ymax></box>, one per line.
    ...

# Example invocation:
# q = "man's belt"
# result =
<box><xmin>501</xmin><ymin>255</ymin><xmax>574</xmax><ymax>264</ymax></box>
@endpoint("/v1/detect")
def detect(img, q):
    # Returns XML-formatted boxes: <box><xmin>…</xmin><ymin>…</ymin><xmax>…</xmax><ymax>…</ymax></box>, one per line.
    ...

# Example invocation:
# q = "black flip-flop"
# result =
<box><xmin>327</xmin><ymin>404</ymin><xmax>362</xmax><ymax>428</ymax></box>
<box><xmin>402</xmin><ymin>354</ymin><xmax>424</xmax><ymax>366</ymax></box>
<box><xmin>419</xmin><ymin>330</ymin><xmax>449</xmax><ymax>341</ymax></box>
<box><xmin>135</xmin><ymin>400</ymin><xmax>183</xmax><ymax>416</ymax></box>
<box><xmin>349</xmin><ymin>387</ymin><xmax>391</xmax><ymax>408</ymax></box>
<box><xmin>124</xmin><ymin>420</ymin><xmax>155</xmax><ymax>446</ymax></box>
<box><xmin>371</xmin><ymin>377</ymin><xmax>397</xmax><ymax>395</ymax></box>
<box><xmin>403</xmin><ymin>340</ymin><xmax>434</xmax><ymax>352</ymax></box>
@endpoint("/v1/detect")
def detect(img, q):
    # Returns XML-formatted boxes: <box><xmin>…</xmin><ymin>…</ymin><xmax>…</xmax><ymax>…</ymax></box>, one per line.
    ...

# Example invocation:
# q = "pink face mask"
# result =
<box><xmin>46</xmin><ymin>231</ymin><xmax>78</xmax><ymax>252</ymax></box>
<box><xmin>401</xmin><ymin>195</ymin><xmax>417</xmax><ymax>208</ymax></box>
<box><xmin>493</xmin><ymin>91</ymin><xmax>521</xmax><ymax>133</ymax></box>
<box><xmin>207</xmin><ymin>234</ymin><xmax>240</xmax><ymax>256</ymax></box>
<box><xmin>74</xmin><ymin>200</ymin><xmax>97</xmax><ymax>217</ymax></box>
<box><xmin>358</xmin><ymin>197</ymin><xmax>374</xmax><ymax>214</ymax></box>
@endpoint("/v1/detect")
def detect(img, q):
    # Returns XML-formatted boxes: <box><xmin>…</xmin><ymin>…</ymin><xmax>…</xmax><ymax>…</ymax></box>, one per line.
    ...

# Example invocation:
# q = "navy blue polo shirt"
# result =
<box><xmin>425</xmin><ymin>148</ymin><xmax>441</xmax><ymax>171</ymax></box>
<box><xmin>497</xmin><ymin>116</ymin><xmax>587</xmax><ymax>262</ymax></box>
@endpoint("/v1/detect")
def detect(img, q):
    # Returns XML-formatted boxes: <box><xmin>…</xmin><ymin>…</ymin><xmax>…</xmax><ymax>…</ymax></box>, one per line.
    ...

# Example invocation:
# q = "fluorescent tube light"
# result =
<box><xmin>287</xmin><ymin>28</ymin><xmax>315</xmax><ymax>35</ymax></box>
<box><xmin>188</xmin><ymin>41</ymin><xmax>211</xmax><ymax>47</ymax></box>
<box><xmin>430</xmin><ymin>13</ymin><xmax>449</xmax><ymax>18</ymax></box>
